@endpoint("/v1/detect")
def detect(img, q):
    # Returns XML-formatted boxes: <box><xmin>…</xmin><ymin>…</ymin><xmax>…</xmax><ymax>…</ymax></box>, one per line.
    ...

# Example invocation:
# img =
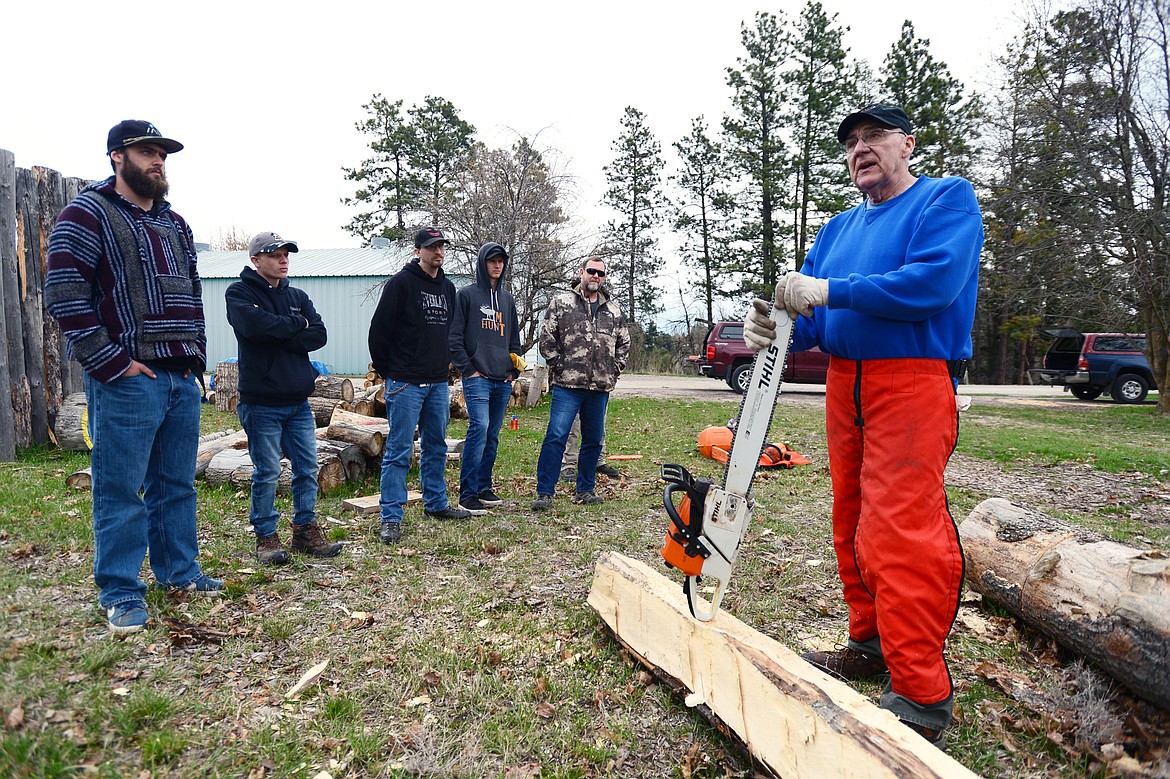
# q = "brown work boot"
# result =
<box><xmin>801</xmin><ymin>647</ymin><xmax>888</xmax><ymax>680</ymax></box>
<box><xmin>290</xmin><ymin>522</ymin><xmax>342</xmax><ymax>557</ymax></box>
<box><xmin>255</xmin><ymin>533</ymin><xmax>289</xmax><ymax>565</ymax></box>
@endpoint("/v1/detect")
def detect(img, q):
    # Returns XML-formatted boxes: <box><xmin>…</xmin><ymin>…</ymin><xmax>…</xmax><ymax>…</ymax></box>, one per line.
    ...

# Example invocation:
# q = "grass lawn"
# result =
<box><xmin>0</xmin><ymin>393</ymin><xmax>1167</xmax><ymax>778</ymax></box>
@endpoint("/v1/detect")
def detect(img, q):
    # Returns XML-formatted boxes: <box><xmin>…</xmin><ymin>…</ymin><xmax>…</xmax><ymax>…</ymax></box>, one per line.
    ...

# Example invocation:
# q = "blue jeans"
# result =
<box><xmin>85</xmin><ymin>369</ymin><xmax>205</xmax><ymax>610</ymax></box>
<box><xmin>379</xmin><ymin>380</ymin><xmax>450</xmax><ymax>523</ymax></box>
<box><xmin>237</xmin><ymin>400</ymin><xmax>319</xmax><ymax>538</ymax></box>
<box><xmin>535</xmin><ymin>385</ymin><xmax>609</xmax><ymax>495</ymax></box>
<box><xmin>459</xmin><ymin>376</ymin><xmax>513</xmax><ymax>504</ymax></box>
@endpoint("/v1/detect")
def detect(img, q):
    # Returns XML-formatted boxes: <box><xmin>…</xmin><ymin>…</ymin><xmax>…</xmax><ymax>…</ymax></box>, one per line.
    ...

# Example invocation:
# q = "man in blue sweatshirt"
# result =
<box><xmin>369</xmin><ymin>228</ymin><xmax>471</xmax><ymax>545</ymax></box>
<box><xmin>449</xmin><ymin>242</ymin><xmax>522</xmax><ymax>514</ymax></box>
<box><xmin>743</xmin><ymin>104</ymin><xmax>982</xmax><ymax>749</ymax></box>
<box><xmin>226</xmin><ymin>232</ymin><xmax>341</xmax><ymax>564</ymax></box>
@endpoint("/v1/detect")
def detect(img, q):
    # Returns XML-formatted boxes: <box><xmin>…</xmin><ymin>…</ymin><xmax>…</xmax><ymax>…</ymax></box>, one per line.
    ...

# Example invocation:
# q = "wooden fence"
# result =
<box><xmin>0</xmin><ymin>148</ymin><xmax>88</xmax><ymax>462</ymax></box>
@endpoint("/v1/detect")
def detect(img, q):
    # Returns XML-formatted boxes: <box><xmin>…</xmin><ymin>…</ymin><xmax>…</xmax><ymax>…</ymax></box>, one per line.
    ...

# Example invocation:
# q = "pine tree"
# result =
<box><xmin>782</xmin><ymin>0</ymin><xmax>863</xmax><ymax>269</ymax></box>
<box><xmin>880</xmin><ymin>21</ymin><xmax>981</xmax><ymax>179</ymax></box>
<box><xmin>671</xmin><ymin>117</ymin><xmax>737</xmax><ymax>327</ymax></box>
<box><xmin>723</xmin><ymin>11</ymin><xmax>790</xmax><ymax>298</ymax></box>
<box><xmin>602</xmin><ymin>106</ymin><xmax>666</xmax><ymax>326</ymax></box>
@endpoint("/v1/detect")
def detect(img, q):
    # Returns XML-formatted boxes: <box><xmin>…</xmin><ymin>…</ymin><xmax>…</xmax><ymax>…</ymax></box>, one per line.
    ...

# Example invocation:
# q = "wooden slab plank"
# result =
<box><xmin>340</xmin><ymin>491</ymin><xmax>423</xmax><ymax>514</ymax></box>
<box><xmin>587</xmin><ymin>552</ymin><xmax>979</xmax><ymax>779</ymax></box>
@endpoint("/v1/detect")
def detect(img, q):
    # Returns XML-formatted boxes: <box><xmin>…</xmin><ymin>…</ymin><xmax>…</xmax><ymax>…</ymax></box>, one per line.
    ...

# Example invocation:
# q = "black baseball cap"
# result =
<box><xmin>837</xmin><ymin>104</ymin><xmax>913</xmax><ymax>143</ymax></box>
<box><xmin>106</xmin><ymin>119</ymin><xmax>184</xmax><ymax>154</ymax></box>
<box><xmin>414</xmin><ymin>227</ymin><xmax>449</xmax><ymax>248</ymax></box>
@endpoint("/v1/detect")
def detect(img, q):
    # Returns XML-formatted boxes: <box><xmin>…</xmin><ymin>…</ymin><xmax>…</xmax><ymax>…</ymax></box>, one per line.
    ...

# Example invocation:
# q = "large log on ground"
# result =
<box><xmin>959</xmin><ymin>497</ymin><xmax>1170</xmax><ymax>711</ymax></box>
<box><xmin>0</xmin><ymin>150</ymin><xmax>17</xmax><ymax>461</ymax></box>
<box><xmin>53</xmin><ymin>392</ymin><xmax>91</xmax><ymax>451</ymax></box>
<box><xmin>195</xmin><ymin>429</ymin><xmax>249</xmax><ymax>478</ymax></box>
<box><xmin>587</xmin><ymin>552</ymin><xmax>977</xmax><ymax>779</ymax></box>
<box><xmin>328</xmin><ymin>406</ymin><xmax>388</xmax><ymax>433</ymax></box>
<box><xmin>312</xmin><ymin>375</ymin><xmax>354</xmax><ymax>402</ymax></box>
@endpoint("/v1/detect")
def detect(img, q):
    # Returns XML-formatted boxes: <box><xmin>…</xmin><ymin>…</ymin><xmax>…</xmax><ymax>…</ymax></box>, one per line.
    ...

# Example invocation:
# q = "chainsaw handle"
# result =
<box><xmin>685</xmin><ymin>575</ymin><xmax>726</xmax><ymax>622</ymax></box>
<box><xmin>662</xmin><ymin>480</ymin><xmax>689</xmax><ymax>533</ymax></box>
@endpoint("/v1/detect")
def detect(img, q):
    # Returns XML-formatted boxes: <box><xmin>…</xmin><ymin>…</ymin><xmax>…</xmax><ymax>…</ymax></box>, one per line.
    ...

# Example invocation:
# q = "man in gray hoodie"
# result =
<box><xmin>449</xmin><ymin>242</ymin><xmax>523</xmax><ymax>514</ymax></box>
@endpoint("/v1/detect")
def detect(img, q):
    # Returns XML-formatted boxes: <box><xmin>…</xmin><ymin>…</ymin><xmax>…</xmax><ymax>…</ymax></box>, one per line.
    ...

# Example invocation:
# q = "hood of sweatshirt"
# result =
<box><xmin>475</xmin><ymin>242</ymin><xmax>508</xmax><ymax>313</ymax></box>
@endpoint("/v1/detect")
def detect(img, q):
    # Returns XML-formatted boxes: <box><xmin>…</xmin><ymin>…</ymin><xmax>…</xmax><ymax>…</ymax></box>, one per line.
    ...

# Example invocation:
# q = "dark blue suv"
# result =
<box><xmin>1030</xmin><ymin>329</ymin><xmax>1156</xmax><ymax>403</ymax></box>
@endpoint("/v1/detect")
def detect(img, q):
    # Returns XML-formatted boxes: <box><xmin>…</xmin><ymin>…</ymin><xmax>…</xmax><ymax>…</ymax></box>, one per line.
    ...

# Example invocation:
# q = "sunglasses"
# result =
<box><xmin>584</xmin><ymin>267</ymin><xmax>606</xmax><ymax>277</ymax></box>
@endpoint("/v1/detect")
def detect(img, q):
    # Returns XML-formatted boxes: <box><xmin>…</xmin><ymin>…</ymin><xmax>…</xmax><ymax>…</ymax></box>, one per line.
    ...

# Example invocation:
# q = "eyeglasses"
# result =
<box><xmin>842</xmin><ymin>127</ymin><xmax>907</xmax><ymax>153</ymax></box>
<box><xmin>584</xmin><ymin>267</ymin><xmax>606</xmax><ymax>277</ymax></box>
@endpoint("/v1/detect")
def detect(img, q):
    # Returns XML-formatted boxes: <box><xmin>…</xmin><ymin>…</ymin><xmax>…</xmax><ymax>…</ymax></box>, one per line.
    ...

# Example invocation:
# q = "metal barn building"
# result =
<box><xmin>197</xmin><ymin>242</ymin><xmax>472</xmax><ymax>376</ymax></box>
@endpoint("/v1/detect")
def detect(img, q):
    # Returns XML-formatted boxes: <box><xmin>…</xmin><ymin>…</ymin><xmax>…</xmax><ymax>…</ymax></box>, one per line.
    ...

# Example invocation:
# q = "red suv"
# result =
<box><xmin>688</xmin><ymin>321</ymin><xmax>829</xmax><ymax>394</ymax></box>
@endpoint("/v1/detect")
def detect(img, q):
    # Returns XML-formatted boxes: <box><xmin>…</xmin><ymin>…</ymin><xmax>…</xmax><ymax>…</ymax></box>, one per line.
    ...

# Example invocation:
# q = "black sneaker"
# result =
<box><xmin>478</xmin><ymin>490</ymin><xmax>504</xmax><ymax>507</ymax></box>
<box><xmin>572</xmin><ymin>491</ymin><xmax>603</xmax><ymax>505</ymax></box>
<box><xmin>531</xmin><ymin>494</ymin><xmax>553</xmax><ymax>511</ymax></box>
<box><xmin>379</xmin><ymin>522</ymin><xmax>402</xmax><ymax>545</ymax></box>
<box><xmin>425</xmin><ymin>505</ymin><xmax>472</xmax><ymax>520</ymax></box>
<box><xmin>596</xmin><ymin>463</ymin><xmax>622</xmax><ymax>478</ymax></box>
<box><xmin>458</xmin><ymin>497</ymin><xmax>489</xmax><ymax>515</ymax></box>
<box><xmin>559</xmin><ymin>467</ymin><xmax>575</xmax><ymax>483</ymax></box>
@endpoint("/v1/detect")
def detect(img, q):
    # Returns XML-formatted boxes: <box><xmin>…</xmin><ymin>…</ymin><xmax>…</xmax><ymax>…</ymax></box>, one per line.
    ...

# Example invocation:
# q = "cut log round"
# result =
<box><xmin>526</xmin><ymin>366</ymin><xmax>546</xmax><ymax>407</ymax></box>
<box><xmin>66</xmin><ymin>467</ymin><xmax>92</xmax><ymax>489</ymax></box>
<box><xmin>316</xmin><ymin>439</ymin><xmax>367</xmax><ymax>483</ymax></box>
<box><xmin>306</xmin><ymin>396</ymin><xmax>343</xmax><ymax>427</ymax></box>
<box><xmin>53</xmin><ymin>392</ymin><xmax>91</xmax><ymax>451</ymax></box>
<box><xmin>960</xmin><ymin>498</ymin><xmax>1170</xmax><ymax>711</ymax></box>
<box><xmin>312</xmin><ymin>375</ymin><xmax>354</xmax><ymax>402</ymax></box>
<box><xmin>328</xmin><ymin>406</ymin><xmax>388</xmax><ymax>431</ymax></box>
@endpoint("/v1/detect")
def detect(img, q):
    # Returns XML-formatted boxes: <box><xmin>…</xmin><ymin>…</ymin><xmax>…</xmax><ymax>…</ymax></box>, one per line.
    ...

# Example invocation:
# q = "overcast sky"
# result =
<box><xmin>5</xmin><ymin>0</ymin><xmax>1021</xmax><ymax>316</ymax></box>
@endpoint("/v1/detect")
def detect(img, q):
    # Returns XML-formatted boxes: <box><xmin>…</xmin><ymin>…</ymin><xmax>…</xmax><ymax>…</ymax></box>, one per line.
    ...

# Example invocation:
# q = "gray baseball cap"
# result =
<box><xmin>248</xmin><ymin>232</ymin><xmax>299</xmax><ymax>257</ymax></box>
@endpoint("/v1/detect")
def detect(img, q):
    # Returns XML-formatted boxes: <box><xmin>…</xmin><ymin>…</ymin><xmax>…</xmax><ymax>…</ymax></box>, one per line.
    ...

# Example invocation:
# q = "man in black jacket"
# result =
<box><xmin>368</xmin><ymin>228</ymin><xmax>471</xmax><ymax>545</ymax></box>
<box><xmin>226</xmin><ymin>232</ymin><xmax>341</xmax><ymax>564</ymax></box>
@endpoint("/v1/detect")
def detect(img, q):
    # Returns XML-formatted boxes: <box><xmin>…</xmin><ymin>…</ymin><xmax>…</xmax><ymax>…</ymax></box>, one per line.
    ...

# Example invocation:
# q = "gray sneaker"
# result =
<box><xmin>425</xmin><ymin>505</ymin><xmax>472</xmax><ymax>520</ymax></box>
<box><xmin>572</xmin><ymin>491</ymin><xmax>603</xmax><ymax>505</ymax></box>
<box><xmin>379</xmin><ymin>522</ymin><xmax>401</xmax><ymax>545</ymax></box>
<box><xmin>531</xmin><ymin>494</ymin><xmax>553</xmax><ymax>511</ymax></box>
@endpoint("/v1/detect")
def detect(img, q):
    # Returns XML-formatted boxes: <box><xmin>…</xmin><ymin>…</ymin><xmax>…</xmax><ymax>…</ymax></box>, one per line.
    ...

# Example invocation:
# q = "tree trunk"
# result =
<box><xmin>526</xmin><ymin>366</ymin><xmax>546</xmax><ymax>407</ymax></box>
<box><xmin>449</xmin><ymin>384</ymin><xmax>468</xmax><ymax>419</ymax></box>
<box><xmin>960</xmin><ymin>498</ymin><xmax>1170</xmax><ymax>711</ymax></box>
<box><xmin>214</xmin><ymin>361</ymin><xmax>238</xmax><ymax>412</ymax></box>
<box><xmin>195</xmin><ymin>429</ymin><xmax>249</xmax><ymax>478</ymax></box>
<box><xmin>0</xmin><ymin>150</ymin><xmax>17</xmax><ymax>462</ymax></box>
<box><xmin>587</xmin><ymin>552</ymin><xmax>977</xmax><ymax>779</ymax></box>
<box><xmin>312</xmin><ymin>375</ymin><xmax>354</xmax><ymax>402</ymax></box>
<box><xmin>328</xmin><ymin>406</ymin><xmax>388</xmax><ymax>432</ymax></box>
<box><xmin>314</xmin><ymin>449</ymin><xmax>345</xmax><ymax>493</ymax></box>
<box><xmin>52</xmin><ymin>392</ymin><xmax>90</xmax><ymax>451</ymax></box>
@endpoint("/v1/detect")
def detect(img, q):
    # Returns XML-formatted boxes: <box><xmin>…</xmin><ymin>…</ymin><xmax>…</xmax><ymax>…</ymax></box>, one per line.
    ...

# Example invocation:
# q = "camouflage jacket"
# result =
<box><xmin>540</xmin><ymin>283</ymin><xmax>630</xmax><ymax>392</ymax></box>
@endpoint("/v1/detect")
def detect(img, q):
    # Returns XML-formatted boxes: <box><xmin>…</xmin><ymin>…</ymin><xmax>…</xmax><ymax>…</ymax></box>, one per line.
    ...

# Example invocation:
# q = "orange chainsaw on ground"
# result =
<box><xmin>660</xmin><ymin>302</ymin><xmax>793</xmax><ymax>621</ymax></box>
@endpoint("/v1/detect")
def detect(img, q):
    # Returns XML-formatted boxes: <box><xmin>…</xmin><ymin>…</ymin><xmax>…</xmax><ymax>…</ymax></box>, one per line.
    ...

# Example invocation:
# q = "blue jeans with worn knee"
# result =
<box><xmin>237</xmin><ymin>400</ymin><xmax>319</xmax><ymax>538</ymax></box>
<box><xmin>379</xmin><ymin>380</ymin><xmax>450</xmax><ymax>524</ymax></box>
<box><xmin>85</xmin><ymin>369</ymin><xmax>205</xmax><ymax>610</ymax></box>
<box><xmin>535</xmin><ymin>385</ymin><xmax>608</xmax><ymax>496</ymax></box>
<box><xmin>459</xmin><ymin>376</ymin><xmax>513</xmax><ymax>504</ymax></box>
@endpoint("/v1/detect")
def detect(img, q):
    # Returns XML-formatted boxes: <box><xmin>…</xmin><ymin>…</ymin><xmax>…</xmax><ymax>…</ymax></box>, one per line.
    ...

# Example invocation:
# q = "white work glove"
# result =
<box><xmin>743</xmin><ymin>298</ymin><xmax>777</xmax><ymax>352</ymax></box>
<box><xmin>783</xmin><ymin>272</ymin><xmax>829</xmax><ymax>316</ymax></box>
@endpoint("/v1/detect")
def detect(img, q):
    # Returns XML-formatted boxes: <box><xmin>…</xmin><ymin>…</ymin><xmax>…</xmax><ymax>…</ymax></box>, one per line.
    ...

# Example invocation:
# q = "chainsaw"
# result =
<box><xmin>660</xmin><ymin>302</ymin><xmax>794</xmax><ymax>621</ymax></box>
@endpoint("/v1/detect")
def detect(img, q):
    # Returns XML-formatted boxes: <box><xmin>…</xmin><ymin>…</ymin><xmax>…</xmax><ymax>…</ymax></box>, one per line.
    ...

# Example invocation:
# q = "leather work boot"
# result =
<box><xmin>290</xmin><ymin>522</ymin><xmax>342</xmax><ymax>557</ymax></box>
<box><xmin>801</xmin><ymin>647</ymin><xmax>888</xmax><ymax>680</ymax></box>
<box><xmin>902</xmin><ymin>720</ymin><xmax>947</xmax><ymax>750</ymax></box>
<box><xmin>255</xmin><ymin>533</ymin><xmax>289</xmax><ymax>565</ymax></box>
